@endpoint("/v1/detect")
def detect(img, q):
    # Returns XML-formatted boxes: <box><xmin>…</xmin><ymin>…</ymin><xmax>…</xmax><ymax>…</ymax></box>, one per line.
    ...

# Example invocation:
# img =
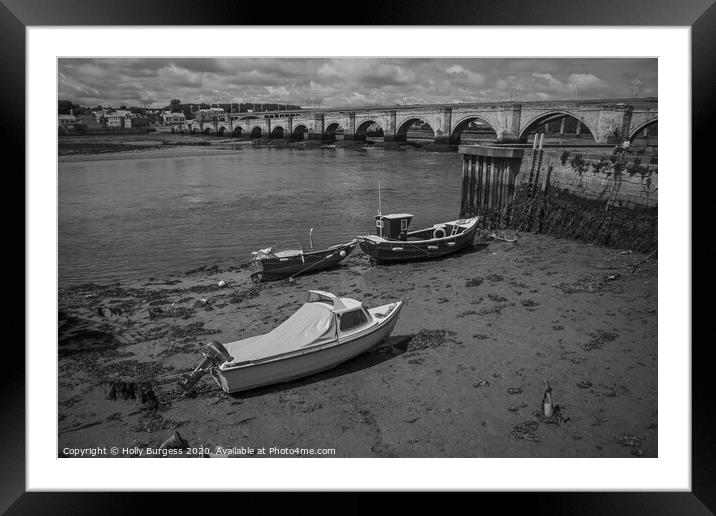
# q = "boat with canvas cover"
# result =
<box><xmin>249</xmin><ymin>233</ymin><xmax>356</xmax><ymax>282</ymax></box>
<box><xmin>357</xmin><ymin>213</ymin><xmax>479</xmax><ymax>263</ymax></box>
<box><xmin>178</xmin><ymin>290</ymin><xmax>406</xmax><ymax>394</ymax></box>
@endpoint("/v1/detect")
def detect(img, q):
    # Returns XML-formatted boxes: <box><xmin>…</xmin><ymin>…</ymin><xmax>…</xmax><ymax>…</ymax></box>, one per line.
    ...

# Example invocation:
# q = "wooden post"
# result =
<box><xmin>494</xmin><ymin>159</ymin><xmax>502</xmax><ymax>212</ymax></box>
<box><xmin>484</xmin><ymin>157</ymin><xmax>491</xmax><ymax>215</ymax></box>
<box><xmin>491</xmin><ymin>157</ymin><xmax>498</xmax><ymax>213</ymax></box>
<box><xmin>476</xmin><ymin>156</ymin><xmax>484</xmax><ymax>216</ymax></box>
<box><xmin>469</xmin><ymin>156</ymin><xmax>477</xmax><ymax>216</ymax></box>
<box><xmin>460</xmin><ymin>155</ymin><xmax>470</xmax><ymax>217</ymax></box>
<box><xmin>544</xmin><ymin>165</ymin><xmax>553</xmax><ymax>196</ymax></box>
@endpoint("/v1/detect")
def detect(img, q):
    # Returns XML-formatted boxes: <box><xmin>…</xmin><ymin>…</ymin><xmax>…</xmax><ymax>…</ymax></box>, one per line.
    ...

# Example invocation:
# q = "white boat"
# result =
<box><xmin>179</xmin><ymin>290</ymin><xmax>406</xmax><ymax>394</ymax></box>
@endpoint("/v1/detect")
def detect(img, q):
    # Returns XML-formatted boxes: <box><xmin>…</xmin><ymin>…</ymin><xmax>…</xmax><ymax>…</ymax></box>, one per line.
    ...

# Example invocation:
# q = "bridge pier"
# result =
<box><xmin>305</xmin><ymin>113</ymin><xmax>325</xmax><ymax>141</ymax></box>
<box><xmin>433</xmin><ymin>135</ymin><xmax>457</xmax><ymax>145</ymax></box>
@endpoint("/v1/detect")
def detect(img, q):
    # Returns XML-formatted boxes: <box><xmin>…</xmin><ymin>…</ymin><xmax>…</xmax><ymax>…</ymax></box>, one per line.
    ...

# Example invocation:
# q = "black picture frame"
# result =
<box><xmin>6</xmin><ymin>0</ymin><xmax>711</xmax><ymax>513</ymax></box>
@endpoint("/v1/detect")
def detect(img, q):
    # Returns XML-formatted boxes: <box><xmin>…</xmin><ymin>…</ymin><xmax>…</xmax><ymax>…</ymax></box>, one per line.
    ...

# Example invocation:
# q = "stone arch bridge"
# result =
<box><xmin>184</xmin><ymin>98</ymin><xmax>657</xmax><ymax>145</ymax></box>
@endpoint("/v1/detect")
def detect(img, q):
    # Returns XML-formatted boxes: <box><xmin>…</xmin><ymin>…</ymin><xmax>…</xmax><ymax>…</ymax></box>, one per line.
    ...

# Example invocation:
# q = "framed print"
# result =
<box><xmin>6</xmin><ymin>0</ymin><xmax>712</xmax><ymax>512</ymax></box>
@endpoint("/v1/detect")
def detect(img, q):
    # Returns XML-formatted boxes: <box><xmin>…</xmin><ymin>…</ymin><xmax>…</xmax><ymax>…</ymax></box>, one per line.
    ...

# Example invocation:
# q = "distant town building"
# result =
<box><xmin>92</xmin><ymin>110</ymin><xmax>109</xmax><ymax>123</ymax></box>
<box><xmin>162</xmin><ymin>111</ymin><xmax>186</xmax><ymax>125</ymax></box>
<box><xmin>57</xmin><ymin>114</ymin><xmax>78</xmax><ymax>128</ymax></box>
<box><xmin>105</xmin><ymin>110</ymin><xmax>135</xmax><ymax>128</ymax></box>
<box><xmin>76</xmin><ymin>114</ymin><xmax>103</xmax><ymax>131</ymax></box>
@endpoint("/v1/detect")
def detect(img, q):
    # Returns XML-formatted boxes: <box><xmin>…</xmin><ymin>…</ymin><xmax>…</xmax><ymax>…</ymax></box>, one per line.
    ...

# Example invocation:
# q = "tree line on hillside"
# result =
<box><xmin>56</xmin><ymin>99</ymin><xmax>303</xmax><ymax>119</ymax></box>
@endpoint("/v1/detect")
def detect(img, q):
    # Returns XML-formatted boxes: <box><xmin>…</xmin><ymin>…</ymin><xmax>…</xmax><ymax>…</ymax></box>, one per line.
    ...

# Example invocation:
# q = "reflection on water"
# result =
<box><xmin>59</xmin><ymin>147</ymin><xmax>462</xmax><ymax>286</ymax></box>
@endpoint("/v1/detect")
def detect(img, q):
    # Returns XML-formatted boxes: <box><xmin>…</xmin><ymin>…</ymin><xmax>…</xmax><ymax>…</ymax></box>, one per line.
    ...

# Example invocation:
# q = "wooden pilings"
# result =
<box><xmin>459</xmin><ymin>153</ymin><xmax>520</xmax><ymax>219</ymax></box>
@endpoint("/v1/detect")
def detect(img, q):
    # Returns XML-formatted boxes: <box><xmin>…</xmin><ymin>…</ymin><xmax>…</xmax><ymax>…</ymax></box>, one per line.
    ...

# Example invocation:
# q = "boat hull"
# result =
<box><xmin>358</xmin><ymin>221</ymin><xmax>478</xmax><ymax>263</ymax></box>
<box><xmin>251</xmin><ymin>241</ymin><xmax>355</xmax><ymax>281</ymax></box>
<box><xmin>216</xmin><ymin>302</ymin><xmax>403</xmax><ymax>393</ymax></box>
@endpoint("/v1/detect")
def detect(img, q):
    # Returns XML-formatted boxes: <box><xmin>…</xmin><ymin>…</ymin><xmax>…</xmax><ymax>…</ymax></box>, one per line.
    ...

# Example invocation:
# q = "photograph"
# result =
<box><xmin>57</xmin><ymin>57</ymin><xmax>659</xmax><ymax>459</ymax></box>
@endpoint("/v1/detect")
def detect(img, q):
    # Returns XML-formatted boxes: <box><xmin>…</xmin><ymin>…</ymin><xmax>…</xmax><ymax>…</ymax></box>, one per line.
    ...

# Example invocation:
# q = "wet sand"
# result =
<box><xmin>59</xmin><ymin>133</ymin><xmax>252</xmax><ymax>162</ymax></box>
<box><xmin>58</xmin><ymin>233</ymin><xmax>657</xmax><ymax>457</ymax></box>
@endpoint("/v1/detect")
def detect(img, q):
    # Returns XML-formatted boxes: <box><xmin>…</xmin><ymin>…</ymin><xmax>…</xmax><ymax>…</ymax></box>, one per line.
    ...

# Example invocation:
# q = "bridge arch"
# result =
<box><xmin>519</xmin><ymin>110</ymin><xmax>595</xmax><ymax>143</ymax></box>
<box><xmin>628</xmin><ymin>117</ymin><xmax>658</xmax><ymax>141</ymax></box>
<box><xmin>292</xmin><ymin>124</ymin><xmax>308</xmax><ymax>141</ymax></box>
<box><xmin>232</xmin><ymin>126</ymin><xmax>242</xmax><ymax>137</ymax></box>
<box><xmin>324</xmin><ymin>122</ymin><xmax>344</xmax><ymax>142</ymax></box>
<box><xmin>249</xmin><ymin>126</ymin><xmax>262</xmax><ymax>139</ymax></box>
<box><xmin>355</xmin><ymin>120</ymin><xmax>384</xmax><ymax>140</ymax></box>
<box><xmin>628</xmin><ymin>118</ymin><xmax>657</xmax><ymax>154</ymax></box>
<box><xmin>203</xmin><ymin>125</ymin><xmax>213</xmax><ymax>135</ymax></box>
<box><xmin>270</xmin><ymin>126</ymin><xmax>284</xmax><ymax>139</ymax></box>
<box><xmin>396</xmin><ymin>117</ymin><xmax>435</xmax><ymax>139</ymax></box>
<box><xmin>217</xmin><ymin>126</ymin><xmax>225</xmax><ymax>136</ymax></box>
<box><xmin>450</xmin><ymin>115</ymin><xmax>498</xmax><ymax>143</ymax></box>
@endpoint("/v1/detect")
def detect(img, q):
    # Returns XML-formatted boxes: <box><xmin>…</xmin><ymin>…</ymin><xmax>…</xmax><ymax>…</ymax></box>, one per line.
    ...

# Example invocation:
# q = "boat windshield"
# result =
<box><xmin>339</xmin><ymin>309</ymin><xmax>369</xmax><ymax>332</ymax></box>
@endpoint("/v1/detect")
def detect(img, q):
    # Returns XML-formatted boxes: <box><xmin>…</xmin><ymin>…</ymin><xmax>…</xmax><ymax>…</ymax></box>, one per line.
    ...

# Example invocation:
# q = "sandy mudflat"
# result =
<box><xmin>58</xmin><ymin>233</ymin><xmax>657</xmax><ymax>458</ymax></box>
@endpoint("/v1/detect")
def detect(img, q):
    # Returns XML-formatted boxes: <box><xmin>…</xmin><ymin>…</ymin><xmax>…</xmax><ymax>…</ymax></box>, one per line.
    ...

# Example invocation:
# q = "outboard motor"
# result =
<box><xmin>178</xmin><ymin>341</ymin><xmax>234</xmax><ymax>392</ymax></box>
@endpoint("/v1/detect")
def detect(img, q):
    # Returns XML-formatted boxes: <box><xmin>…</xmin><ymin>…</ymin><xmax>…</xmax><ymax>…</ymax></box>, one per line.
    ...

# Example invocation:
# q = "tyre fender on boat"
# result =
<box><xmin>433</xmin><ymin>227</ymin><xmax>446</xmax><ymax>239</ymax></box>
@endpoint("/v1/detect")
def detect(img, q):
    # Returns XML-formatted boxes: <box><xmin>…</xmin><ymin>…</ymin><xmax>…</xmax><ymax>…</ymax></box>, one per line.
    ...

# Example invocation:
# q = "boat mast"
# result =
<box><xmin>378</xmin><ymin>178</ymin><xmax>383</xmax><ymax>237</ymax></box>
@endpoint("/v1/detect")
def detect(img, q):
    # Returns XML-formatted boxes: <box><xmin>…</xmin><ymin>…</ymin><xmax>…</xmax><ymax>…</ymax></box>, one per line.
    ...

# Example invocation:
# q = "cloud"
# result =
<box><xmin>58</xmin><ymin>57</ymin><xmax>657</xmax><ymax>108</ymax></box>
<box><xmin>567</xmin><ymin>73</ymin><xmax>608</xmax><ymax>91</ymax></box>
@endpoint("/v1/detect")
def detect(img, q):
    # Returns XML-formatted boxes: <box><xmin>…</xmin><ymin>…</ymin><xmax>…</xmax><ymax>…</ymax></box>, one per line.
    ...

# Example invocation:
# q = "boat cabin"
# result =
<box><xmin>308</xmin><ymin>290</ymin><xmax>373</xmax><ymax>335</ymax></box>
<box><xmin>375</xmin><ymin>213</ymin><xmax>413</xmax><ymax>240</ymax></box>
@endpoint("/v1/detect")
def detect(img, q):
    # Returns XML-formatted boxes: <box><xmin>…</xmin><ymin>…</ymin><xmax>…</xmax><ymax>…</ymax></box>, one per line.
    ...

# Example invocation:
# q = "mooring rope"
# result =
<box><xmin>288</xmin><ymin>248</ymin><xmax>345</xmax><ymax>279</ymax></box>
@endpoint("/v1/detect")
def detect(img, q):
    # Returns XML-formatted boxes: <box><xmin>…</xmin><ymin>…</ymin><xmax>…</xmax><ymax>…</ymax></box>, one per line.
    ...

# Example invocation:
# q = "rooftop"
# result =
<box><xmin>379</xmin><ymin>213</ymin><xmax>414</xmax><ymax>220</ymax></box>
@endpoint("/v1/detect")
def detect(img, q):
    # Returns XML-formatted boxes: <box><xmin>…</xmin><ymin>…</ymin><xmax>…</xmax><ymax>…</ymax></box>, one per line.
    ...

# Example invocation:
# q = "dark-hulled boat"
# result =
<box><xmin>250</xmin><ymin>239</ymin><xmax>356</xmax><ymax>282</ymax></box>
<box><xmin>357</xmin><ymin>213</ymin><xmax>479</xmax><ymax>263</ymax></box>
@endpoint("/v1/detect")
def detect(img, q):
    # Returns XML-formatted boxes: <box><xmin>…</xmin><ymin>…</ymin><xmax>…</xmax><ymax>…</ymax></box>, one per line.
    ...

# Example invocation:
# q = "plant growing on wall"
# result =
<box><xmin>569</xmin><ymin>153</ymin><xmax>588</xmax><ymax>175</ymax></box>
<box><xmin>629</xmin><ymin>157</ymin><xmax>652</xmax><ymax>180</ymax></box>
<box><xmin>592</xmin><ymin>158</ymin><xmax>611</xmax><ymax>175</ymax></box>
<box><xmin>560</xmin><ymin>151</ymin><xmax>571</xmax><ymax>165</ymax></box>
<box><xmin>609</xmin><ymin>151</ymin><xmax>625</xmax><ymax>178</ymax></box>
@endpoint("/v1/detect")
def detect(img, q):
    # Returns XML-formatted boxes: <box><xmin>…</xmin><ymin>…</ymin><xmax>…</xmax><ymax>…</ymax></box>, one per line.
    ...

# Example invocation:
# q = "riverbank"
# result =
<box><xmin>58</xmin><ymin>133</ymin><xmax>457</xmax><ymax>160</ymax></box>
<box><xmin>58</xmin><ymin>233</ymin><xmax>657</xmax><ymax>458</ymax></box>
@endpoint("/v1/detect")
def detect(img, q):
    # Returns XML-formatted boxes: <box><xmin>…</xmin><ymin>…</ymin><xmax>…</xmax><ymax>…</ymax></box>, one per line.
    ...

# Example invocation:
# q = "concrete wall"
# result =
<box><xmin>521</xmin><ymin>149</ymin><xmax>658</xmax><ymax>208</ymax></box>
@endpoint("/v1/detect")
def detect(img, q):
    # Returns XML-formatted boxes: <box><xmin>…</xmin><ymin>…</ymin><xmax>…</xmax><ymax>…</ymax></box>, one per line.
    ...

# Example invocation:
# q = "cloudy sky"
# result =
<box><xmin>58</xmin><ymin>58</ymin><xmax>657</xmax><ymax>108</ymax></box>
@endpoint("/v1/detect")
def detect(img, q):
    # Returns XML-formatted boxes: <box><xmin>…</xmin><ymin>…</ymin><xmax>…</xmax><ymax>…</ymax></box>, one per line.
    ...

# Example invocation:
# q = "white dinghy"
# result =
<box><xmin>179</xmin><ymin>290</ymin><xmax>406</xmax><ymax>394</ymax></box>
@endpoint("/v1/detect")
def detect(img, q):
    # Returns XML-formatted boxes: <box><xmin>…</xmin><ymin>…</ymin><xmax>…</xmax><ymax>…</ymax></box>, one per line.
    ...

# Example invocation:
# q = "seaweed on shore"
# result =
<box><xmin>228</xmin><ymin>285</ymin><xmax>261</xmax><ymax>304</ymax></box>
<box><xmin>406</xmin><ymin>329</ymin><xmax>460</xmax><ymax>352</ymax></box>
<box><xmin>583</xmin><ymin>330</ymin><xmax>618</xmax><ymax>351</ymax></box>
<box><xmin>148</xmin><ymin>305</ymin><xmax>196</xmax><ymax>320</ymax></box>
<box><xmin>557</xmin><ymin>275</ymin><xmax>624</xmax><ymax>294</ymax></box>
<box><xmin>103</xmin><ymin>380</ymin><xmax>159</xmax><ymax>410</ymax></box>
<box><xmin>169</xmin><ymin>321</ymin><xmax>221</xmax><ymax>340</ymax></box>
<box><xmin>615</xmin><ymin>433</ymin><xmax>642</xmax><ymax>448</ymax></box>
<box><xmin>465</xmin><ymin>277</ymin><xmax>484</xmax><ymax>287</ymax></box>
<box><xmin>511</xmin><ymin>421</ymin><xmax>540</xmax><ymax>442</ymax></box>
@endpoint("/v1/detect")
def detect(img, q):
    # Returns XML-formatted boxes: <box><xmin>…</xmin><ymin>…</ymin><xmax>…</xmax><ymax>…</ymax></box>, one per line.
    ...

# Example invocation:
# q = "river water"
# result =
<box><xmin>58</xmin><ymin>146</ymin><xmax>463</xmax><ymax>287</ymax></box>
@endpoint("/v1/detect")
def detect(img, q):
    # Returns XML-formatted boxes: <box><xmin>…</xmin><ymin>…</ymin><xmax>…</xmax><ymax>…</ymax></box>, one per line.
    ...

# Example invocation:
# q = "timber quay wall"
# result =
<box><xmin>458</xmin><ymin>144</ymin><xmax>658</xmax><ymax>252</ymax></box>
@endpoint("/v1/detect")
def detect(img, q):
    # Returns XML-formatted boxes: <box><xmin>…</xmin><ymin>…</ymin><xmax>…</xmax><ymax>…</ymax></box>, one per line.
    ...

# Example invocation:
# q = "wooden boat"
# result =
<box><xmin>250</xmin><ymin>238</ymin><xmax>356</xmax><ymax>282</ymax></box>
<box><xmin>357</xmin><ymin>213</ymin><xmax>479</xmax><ymax>263</ymax></box>
<box><xmin>179</xmin><ymin>291</ymin><xmax>406</xmax><ymax>394</ymax></box>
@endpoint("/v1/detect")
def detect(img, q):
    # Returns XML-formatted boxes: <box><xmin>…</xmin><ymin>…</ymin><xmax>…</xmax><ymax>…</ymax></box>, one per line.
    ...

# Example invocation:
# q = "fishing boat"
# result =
<box><xmin>357</xmin><ymin>213</ymin><xmax>479</xmax><ymax>263</ymax></box>
<box><xmin>178</xmin><ymin>290</ymin><xmax>406</xmax><ymax>394</ymax></box>
<box><xmin>249</xmin><ymin>231</ymin><xmax>356</xmax><ymax>282</ymax></box>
